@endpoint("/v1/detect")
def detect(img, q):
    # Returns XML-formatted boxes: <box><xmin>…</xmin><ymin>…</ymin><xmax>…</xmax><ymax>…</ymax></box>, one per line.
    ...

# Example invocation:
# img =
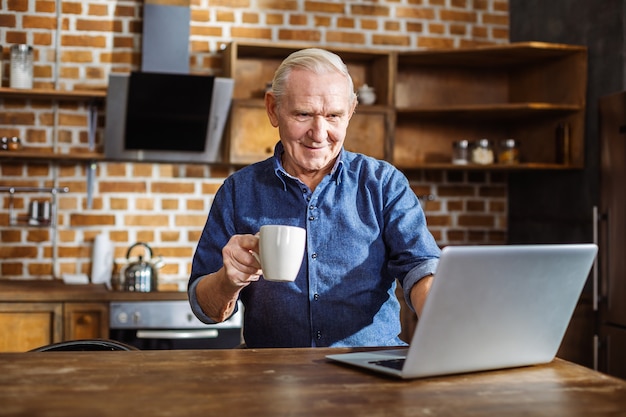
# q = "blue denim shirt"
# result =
<box><xmin>189</xmin><ymin>143</ymin><xmax>440</xmax><ymax>348</ymax></box>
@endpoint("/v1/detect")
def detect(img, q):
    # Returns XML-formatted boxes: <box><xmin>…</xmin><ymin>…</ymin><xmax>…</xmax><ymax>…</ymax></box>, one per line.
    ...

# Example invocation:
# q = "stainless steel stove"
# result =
<box><xmin>109</xmin><ymin>300</ymin><xmax>243</xmax><ymax>350</ymax></box>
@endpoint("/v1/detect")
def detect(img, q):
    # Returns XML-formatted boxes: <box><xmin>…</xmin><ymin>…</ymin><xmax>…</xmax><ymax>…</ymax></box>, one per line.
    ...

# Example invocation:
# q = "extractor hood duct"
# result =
<box><xmin>142</xmin><ymin>0</ymin><xmax>190</xmax><ymax>74</ymax></box>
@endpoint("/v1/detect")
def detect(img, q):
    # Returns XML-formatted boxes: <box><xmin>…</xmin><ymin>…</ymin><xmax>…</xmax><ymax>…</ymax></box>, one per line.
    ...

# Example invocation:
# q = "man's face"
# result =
<box><xmin>266</xmin><ymin>68</ymin><xmax>356</xmax><ymax>178</ymax></box>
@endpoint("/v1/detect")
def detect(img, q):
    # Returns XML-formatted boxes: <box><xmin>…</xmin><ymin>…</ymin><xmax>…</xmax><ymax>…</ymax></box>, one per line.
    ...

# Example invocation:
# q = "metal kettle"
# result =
<box><xmin>121</xmin><ymin>242</ymin><xmax>164</xmax><ymax>292</ymax></box>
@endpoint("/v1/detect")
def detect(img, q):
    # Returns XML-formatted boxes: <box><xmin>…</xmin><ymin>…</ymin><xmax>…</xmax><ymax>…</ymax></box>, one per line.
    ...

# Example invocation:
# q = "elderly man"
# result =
<box><xmin>189</xmin><ymin>48</ymin><xmax>440</xmax><ymax>348</ymax></box>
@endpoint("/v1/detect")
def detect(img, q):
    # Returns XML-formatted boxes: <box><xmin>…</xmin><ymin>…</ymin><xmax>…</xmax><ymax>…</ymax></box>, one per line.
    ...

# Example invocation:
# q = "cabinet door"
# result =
<box><xmin>0</xmin><ymin>303</ymin><xmax>63</xmax><ymax>352</ymax></box>
<box><xmin>63</xmin><ymin>302</ymin><xmax>109</xmax><ymax>340</ymax></box>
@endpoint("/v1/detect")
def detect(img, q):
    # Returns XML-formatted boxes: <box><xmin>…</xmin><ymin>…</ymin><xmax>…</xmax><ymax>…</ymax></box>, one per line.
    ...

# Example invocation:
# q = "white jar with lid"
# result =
<box><xmin>10</xmin><ymin>44</ymin><xmax>34</xmax><ymax>89</ymax></box>
<box><xmin>471</xmin><ymin>139</ymin><xmax>494</xmax><ymax>164</ymax></box>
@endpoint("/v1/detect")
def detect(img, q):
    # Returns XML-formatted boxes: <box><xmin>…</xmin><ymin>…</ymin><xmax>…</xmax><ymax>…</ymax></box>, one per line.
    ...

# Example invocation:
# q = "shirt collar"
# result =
<box><xmin>272</xmin><ymin>141</ymin><xmax>345</xmax><ymax>188</ymax></box>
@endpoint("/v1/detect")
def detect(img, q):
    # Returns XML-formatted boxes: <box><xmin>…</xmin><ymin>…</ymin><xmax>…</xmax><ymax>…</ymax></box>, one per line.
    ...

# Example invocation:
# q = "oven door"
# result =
<box><xmin>109</xmin><ymin>300</ymin><xmax>243</xmax><ymax>350</ymax></box>
<box><xmin>110</xmin><ymin>327</ymin><xmax>242</xmax><ymax>350</ymax></box>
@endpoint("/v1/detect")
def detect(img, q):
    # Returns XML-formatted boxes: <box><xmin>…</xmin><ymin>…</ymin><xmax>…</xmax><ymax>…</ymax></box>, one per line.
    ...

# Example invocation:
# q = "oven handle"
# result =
<box><xmin>136</xmin><ymin>329</ymin><xmax>219</xmax><ymax>339</ymax></box>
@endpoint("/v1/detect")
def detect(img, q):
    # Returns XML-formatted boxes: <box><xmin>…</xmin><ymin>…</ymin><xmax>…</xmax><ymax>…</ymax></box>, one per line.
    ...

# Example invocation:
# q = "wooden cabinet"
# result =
<box><xmin>0</xmin><ymin>301</ymin><xmax>108</xmax><ymax>352</ymax></box>
<box><xmin>394</xmin><ymin>42</ymin><xmax>587</xmax><ymax>169</ymax></box>
<box><xmin>221</xmin><ymin>41</ymin><xmax>394</xmax><ymax>164</ymax></box>
<box><xmin>64</xmin><ymin>302</ymin><xmax>109</xmax><ymax>341</ymax></box>
<box><xmin>0</xmin><ymin>302</ymin><xmax>63</xmax><ymax>352</ymax></box>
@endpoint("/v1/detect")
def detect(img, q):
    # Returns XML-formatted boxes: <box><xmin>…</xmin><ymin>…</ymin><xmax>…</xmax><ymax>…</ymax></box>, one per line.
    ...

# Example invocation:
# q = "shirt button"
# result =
<box><xmin>316</xmin><ymin>331</ymin><xmax>322</xmax><ymax>340</ymax></box>
<box><xmin>311</xmin><ymin>253</ymin><xmax>318</xmax><ymax>259</ymax></box>
<box><xmin>314</xmin><ymin>293</ymin><xmax>319</xmax><ymax>301</ymax></box>
<box><xmin>309</xmin><ymin>205</ymin><xmax>315</xmax><ymax>210</ymax></box>
<box><xmin>308</xmin><ymin>216</ymin><xmax>315</xmax><ymax>221</ymax></box>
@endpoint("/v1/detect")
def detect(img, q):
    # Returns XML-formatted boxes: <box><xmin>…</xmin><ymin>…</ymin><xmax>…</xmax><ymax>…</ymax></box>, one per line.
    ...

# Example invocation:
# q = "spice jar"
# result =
<box><xmin>471</xmin><ymin>139</ymin><xmax>494</xmax><ymax>164</ymax></box>
<box><xmin>10</xmin><ymin>44</ymin><xmax>34</xmax><ymax>89</ymax></box>
<box><xmin>452</xmin><ymin>140</ymin><xmax>470</xmax><ymax>164</ymax></box>
<box><xmin>498</xmin><ymin>139</ymin><xmax>520</xmax><ymax>164</ymax></box>
<box><xmin>8</xmin><ymin>137</ymin><xmax>22</xmax><ymax>151</ymax></box>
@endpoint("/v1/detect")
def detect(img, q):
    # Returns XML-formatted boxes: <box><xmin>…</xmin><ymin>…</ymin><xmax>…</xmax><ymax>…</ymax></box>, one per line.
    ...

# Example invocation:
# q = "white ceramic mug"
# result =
<box><xmin>253</xmin><ymin>225</ymin><xmax>306</xmax><ymax>282</ymax></box>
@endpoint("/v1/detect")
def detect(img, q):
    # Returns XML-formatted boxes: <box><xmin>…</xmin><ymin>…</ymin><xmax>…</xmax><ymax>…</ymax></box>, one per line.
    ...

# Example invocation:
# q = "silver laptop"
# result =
<box><xmin>326</xmin><ymin>244</ymin><xmax>598</xmax><ymax>379</ymax></box>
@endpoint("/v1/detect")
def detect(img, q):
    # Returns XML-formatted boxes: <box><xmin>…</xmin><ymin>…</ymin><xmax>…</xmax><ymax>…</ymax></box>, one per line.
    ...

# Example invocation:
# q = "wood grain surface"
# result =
<box><xmin>1</xmin><ymin>348</ymin><xmax>625</xmax><ymax>416</ymax></box>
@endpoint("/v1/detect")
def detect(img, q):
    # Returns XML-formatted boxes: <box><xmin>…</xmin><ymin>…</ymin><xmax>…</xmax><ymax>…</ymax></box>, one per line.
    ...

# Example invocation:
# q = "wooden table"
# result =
<box><xmin>1</xmin><ymin>348</ymin><xmax>625</xmax><ymax>416</ymax></box>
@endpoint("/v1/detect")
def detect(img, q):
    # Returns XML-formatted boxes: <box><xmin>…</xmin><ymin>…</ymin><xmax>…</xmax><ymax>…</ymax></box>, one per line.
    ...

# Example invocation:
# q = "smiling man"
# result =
<box><xmin>188</xmin><ymin>48</ymin><xmax>441</xmax><ymax>348</ymax></box>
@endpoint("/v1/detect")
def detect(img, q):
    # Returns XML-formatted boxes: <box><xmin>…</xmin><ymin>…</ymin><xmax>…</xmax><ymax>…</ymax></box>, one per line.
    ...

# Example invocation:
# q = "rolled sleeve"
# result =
<box><xmin>402</xmin><ymin>258</ymin><xmax>439</xmax><ymax>312</ymax></box>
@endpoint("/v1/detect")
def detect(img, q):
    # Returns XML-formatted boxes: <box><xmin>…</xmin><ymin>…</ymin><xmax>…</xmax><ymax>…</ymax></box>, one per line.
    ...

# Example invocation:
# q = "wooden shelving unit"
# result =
<box><xmin>393</xmin><ymin>42</ymin><xmax>587</xmax><ymax>169</ymax></box>
<box><xmin>0</xmin><ymin>41</ymin><xmax>588</xmax><ymax>171</ymax></box>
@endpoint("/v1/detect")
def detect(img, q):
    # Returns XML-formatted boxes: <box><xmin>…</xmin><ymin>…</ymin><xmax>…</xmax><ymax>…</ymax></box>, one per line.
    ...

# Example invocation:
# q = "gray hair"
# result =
<box><xmin>271</xmin><ymin>48</ymin><xmax>357</xmax><ymax>106</ymax></box>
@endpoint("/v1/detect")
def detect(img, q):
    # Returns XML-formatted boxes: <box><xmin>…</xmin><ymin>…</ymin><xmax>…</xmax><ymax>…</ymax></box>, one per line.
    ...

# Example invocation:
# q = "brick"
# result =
<box><xmin>266</xmin><ymin>13</ymin><xmax>283</xmax><ymax>25</ymax></box>
<box><xmin>440</xmin><ymin>10</ymin><xmax>477</xmax><ymax>23</ymax></box>
<box><xmin>62</xmin><ymin>35</ymin><xmax>108</xmax><ymax>48</ymax></box>
<box><xmin>232</xmin><ymin>27</ymin><xmax>272</xmax><ymax>40</ymax></box>
<box><xmin>372</xmin><ymin>34</ymin><xmax>410</xmax><ymax>47</ymax></box>
<box><xmin>216</xmin><ymin>10</ymin><xmax>235</xmax><ymax>22</ymax></box>
<box><xmin>396</xmin><ymin>7</ymin><xmax>436</xmax><ymax>19</ymax></box>
<box><xmin>351</xmin><ymin>5</ymin><xmax>389</xmax><ymax>17</ymax></box>
<box><xmin>100</xmin><ymin>181</ymin><xmax>148</xmax><ymax>193</ymax></box>
<box><xmin>161</xmin><ymin>231</ymin><xmax>181</xmax><ymax>242</ymax></box>
<box><xmin>27</xmin><ymin>229</ymin><xmax>51</xmax><ymax>242</ymax></box>
<box><xmin>326</xmin><ymin>31</ymin><xmax>366</xmax><ymax>45</ymax></box>
<box><xmin>0</xmin><ymin>230</ymin><xmax>22</xmax><ymax>242</ymax></box>
<box><xmin>135</xmin><ymin>197</ymin><xmax>155</xmax><ymax>210</ymax></box>
<box><xmin>150</xmin><ymin>182</ymin><xmax>194</xmax><ymax>194</ymax></box>
<box><xmin>162</xmin><ymin>199</ymin><xmax>180</xmax><ymax>210</ymax></box>
<box><xmin>458</xmin><ymin>214</ymin><xmax>495</xmax><ymax>227</ymax></box>
<box><xmin>242</xmin><ymin>12</ymin><xmax>260</xmax><ymax>24</ymax></box>
<box><xmin>124</xmin><ymin>214</ymin><xmax>169</xmax><ymax>226</ymax></box>
<box><xmin>289</xmin><ymin>14</ymin><xmax>308</xmax><ymax>25</ymax></box>
<box><xmin>114</xmin><ymin>5</ymin><xmax>137</xmax><ymax>17</ymax></box>
<box><xmin>361</xmin><ymin>19</ymin><xmax>378</xmax><ymax>30</ymax></box>
<box><xmin>417</xmin><ymin>36</ymin><xmax>455</xmax><ymax>49</ymax></box>
<box><xmin>23</xmin><ymin>16</ymin><xmax>57</xmax><ymax>29</ymax></box>
<box><xmin>258</xmin><ymin>0</ymin><xmax>297</xmax><ymax>10</ymax></box>
<box><xmin>384</xmin><ymin>21</ymin><xmax>401</xmax><ymax>31</ymax></box>
<box><xmin>62</xmin><ymin>1</ymin><xmax>82</xmax><ymax>14</ymax></box>
<box><xmin>28</xmin><ymin>263</ymin><xmax>54</xmax><ymax>276</ymax></box>
<box><xmin>201</xmin><ymin>182</ymin><xmax>223</xmax><ymax>194</ymax></box>
<box><xmin>75</xmin><ymin>19</ymin><xmax>122</xmax><ymax>33</ymax></box>
<box><xmin>33</xmin><ymin>32</ymin><xmax>52</xmax><ymax>45</ymax></box>
<box><xmin>175</xmin><ymin>214</ymin><xmax>208</xmax><ymax>227</ymax></box>
<box><xmin>88</xmin><ymin>4</ymin><xmax>109</xmax><ymax>16</ymax></box>
<box><xmin>70</xmin><ymin>213</ymin><xmax>116</xmax><ymax>226</ymax></box>
<box><xmin>0</xmin><ymin>14</ymin><xmax>17</xmax><ymax>26</ymax></box>
<box><xmin>137</xmin><ymin>230</ymin><xmax>155</xmax><ymax>243</ymax></box>
<box><xmin>60</xmin><ymin>50</ymin><xmax>95</xmax><ymax>64</ymax></box>
<box><xmin>210</xmin><ymin>0</ymin><xmax>250</xmax><ymax>6</ymax></box>
<box><xmin>305</xmin><ymin>1</ymin><xmax>345</xmax><ymax>14</ymax></box>
<box><xmin>483</xmin><ymin>13</ymin><xmax>509</xmax><ymax>26</ymax></box>
<box><xmin>8</xmin><ymin>0</ymin><xmax>28</xmax><ymax>12</ymax></box>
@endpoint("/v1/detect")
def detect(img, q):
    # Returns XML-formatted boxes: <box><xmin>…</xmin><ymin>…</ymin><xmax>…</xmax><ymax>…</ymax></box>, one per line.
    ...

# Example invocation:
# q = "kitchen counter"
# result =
<box><xmin>0</xmin><ymin>279</ymin><xmax>188</xmax><ymax>302</ymax></box>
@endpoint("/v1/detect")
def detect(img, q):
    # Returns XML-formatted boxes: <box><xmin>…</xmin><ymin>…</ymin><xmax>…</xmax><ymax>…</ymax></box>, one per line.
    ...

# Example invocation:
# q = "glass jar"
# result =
<box><xmin>10</xmin><ymin>44</ymin><xmax>33</xmax><ymax>89</ymax></box>
<box><xmin>452</xmin><ymin>140</ymin><xmax>470</xmax><ymax>164</ymax></box>
<box><xmin>498</xmin><ymin>139</ymin><xmax>520</xmax><ymax>164</ymax></box>
<box><xmin>471</xmin><ymin>139</ymin><xmax>494</xmax><ymax>164</ymax></box>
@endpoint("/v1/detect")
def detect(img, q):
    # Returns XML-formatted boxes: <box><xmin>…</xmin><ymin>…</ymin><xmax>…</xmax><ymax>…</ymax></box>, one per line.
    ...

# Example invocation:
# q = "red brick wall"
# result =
<box><xmin>0</xmin><ymin>0</ymin><xmax>509</xmax><ymax>285</ymax></box>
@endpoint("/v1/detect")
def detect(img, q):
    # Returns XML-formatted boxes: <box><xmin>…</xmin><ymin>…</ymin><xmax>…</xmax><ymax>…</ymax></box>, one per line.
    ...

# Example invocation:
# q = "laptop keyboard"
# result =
<box><xmin>369</xmin><ymin>358</ymin><xmax>405</xmax><ymax>370</ymax></box>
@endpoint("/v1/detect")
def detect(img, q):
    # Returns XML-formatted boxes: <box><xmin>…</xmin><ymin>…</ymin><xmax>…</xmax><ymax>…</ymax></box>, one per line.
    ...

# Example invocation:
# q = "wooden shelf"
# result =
<box><xmin>0</xmin><ymin>87</ymin><xmax>106</xmax><ymax>101</ymax></box>
<box><xmin>0</xmin><ymin>151</ymin><xmax>104</xmax><ymax>163</ymax></box>
<box><xmin>396</xmin><ymin>103</ymin><xmax>582</xmax><ymax>121</ymax></box>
